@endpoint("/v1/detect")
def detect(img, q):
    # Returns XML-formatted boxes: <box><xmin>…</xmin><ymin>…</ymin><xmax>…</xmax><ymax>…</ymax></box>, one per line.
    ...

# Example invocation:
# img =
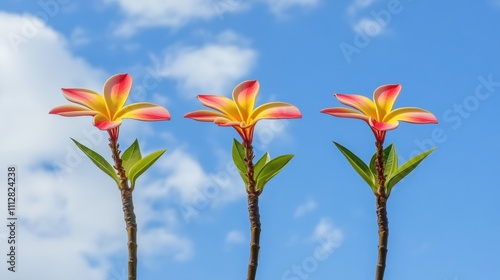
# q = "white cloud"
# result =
<box><xmin>353</xmin><ymin>17</ymin><xmax>386</xmax><ymax>37</ymax></box>
<box><xmin>347</xmin><ymin>0</ymin><xmax>387</xmax><ymax>35</ymax></box>
<box><xmin>294</xmin><ymin>198</ymin><xmax>317</xmax><ymax>218</ymax></box>
<box><xmin>144</xmin><ymin>149</ymin><xmax>245</xmax><ymax>222</ymax></box>
<box><xmin>347</xmin><ymin>0</ymin><xmax>376</xmax><ymax>15</ymax></box>
<box><xmin>107</xmin><ymin>0</ymin><xmax>318</xmax><ymax>35</ymax></box>
<box><xmin>106</xmin><ymin>0</ymin><xmax>248</xmax><ymax>36</ymax></box>
<box><xmin>265</xmin><ymin>0</ymin><xmax>320</xmax><ymax>15</ymax></box>
<box><xmin>70</xmin><ymin>26</ymin><xmax>90</xmax><ymax>46</ymax></box>
<box><xmin>0</xmin><ymin>11</ymin><xmax>192</xmax><ymax>279</ymax></box>
<box><xmin>160</xmin><ymin>31</ymin><xmax>257</xmax><ymax>97</ymax></box>
<box><xmin>225</xmin><ymin>230</ymin><xmax>246</xmax><ymax>245</ymax></box>
<box><xmin>311</xmin><ymin>218</ymin><xmax>343</xmax><ymax>249</ymax></box>
<box><xmin>151</xmin><ymin>149</ymin><xmax>212</xmax><ymax>202</ymax></box>
<box><xmin>140</xmin><ymin>228</ymin><xmax>194</xmax><ymax>262</ymax></box>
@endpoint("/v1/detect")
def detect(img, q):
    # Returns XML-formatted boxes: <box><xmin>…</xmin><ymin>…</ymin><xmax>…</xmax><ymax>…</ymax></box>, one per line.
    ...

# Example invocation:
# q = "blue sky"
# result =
<box><xmin>0</xmin><ymin>0</ymin><xmax>499</xmax><ymax>279</ymax></box>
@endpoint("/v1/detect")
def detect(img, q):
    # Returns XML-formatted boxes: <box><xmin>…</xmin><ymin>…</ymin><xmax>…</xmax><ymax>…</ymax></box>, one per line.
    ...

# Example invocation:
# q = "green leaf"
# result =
<box><xmin>254</xmin><ymin>152</ymin><xmax>270</xmax><ymax>181</ymax></box>
<box><xmin>369</xmin><ymin>144</ymin><xmax>397</xmax><ymax>177</ymax></box>
<box><xmin>386</xmin><ymin>148</ymin><xmax>435</xmax><ymax>193</ymax></box>
<box><xmin>334</xmin><ymin>142</ymin><xmax>376</xmax><ymax>191</ymax></box>
<box><xmin>384</xmin><ymin>144</ymin><xmax>398</xmax><ymax>179</ymax></box>
<box><xmin>122</xmin><ymin>139</ymin><xmax>142</xmax><ymax>176</ymax></box>
<box><xmin>128</xmin><ymin>149</ymin><xmax>167</xmax><ymax>189</ymax></box>
<box><xmin>255</xmin><ymin>154</ymin><xmax>294</xmax><ymax>191</ymax></box>
<box><xmin>71</xmin><ymin>138</ymin><xmax>119</xmax><ymax>185</ymax></box>
<box><xmin>231</xmin><ymin>139</ymin><xmax>248</xmax><ymax>184</ymax></box>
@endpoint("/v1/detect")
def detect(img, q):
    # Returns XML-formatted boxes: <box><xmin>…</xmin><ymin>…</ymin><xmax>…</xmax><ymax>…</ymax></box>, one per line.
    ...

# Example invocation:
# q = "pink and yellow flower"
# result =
<box><xmin>49</xmin><ymin>73</ymin><xmax>171</xmax><ymax>134</ymax></box>
<box><xmin>185</xmin><ymin>80</ymin><xmax>302</xmax><ymax>143</ymax></box>
<box><xmin>321</xmin><ymin>84</ymin><xmax>437</xmax><ymax>143</ymax></box>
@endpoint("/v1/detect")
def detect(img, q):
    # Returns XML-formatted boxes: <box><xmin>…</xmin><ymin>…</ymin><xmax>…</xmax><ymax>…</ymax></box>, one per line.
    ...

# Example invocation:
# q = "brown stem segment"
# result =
<box><xmin>374</xmin><ymin>141</ymin><xmax>389</xmax><ymax>280</ymax></box>
<box><xmin>121</xmin><ymin>188</ymin><xmax>138</xmax><ymax>280</ymax></box>
<box><xmin>109</xmin><ymin>133</ymin><xmax>137</xmax><ymax>280</ymax></box>
<box><xmin>243</xmin><ymin>141</ymin><xmax>261</xmax><ymax>280</ymax></box>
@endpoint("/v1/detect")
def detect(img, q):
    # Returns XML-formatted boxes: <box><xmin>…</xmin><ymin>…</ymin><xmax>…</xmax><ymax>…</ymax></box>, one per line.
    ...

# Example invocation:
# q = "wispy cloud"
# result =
<box><xmin>346</xmin><ymin>0</ymin><xmax>389</xmax><ymax>36</ymax></box>
<box><xmin>294</xmin><ymin>198</ymin><xmax>317</xmax><ymax>218</ymax></box>
<box><xmin>265</xmin><ymin>0</ymin><xmax>320</xmax><ymax>15</ymax></box>
<box><xmin>160</xmin><ymin>31</ymin><xmax>257</xmax><ymax>97</ymax></box>
<box><xmin>141</xmin><ymin>228</ymin><xmax>194</xmax><ymax>262</ymax></box>
<box><xmin>353</xmin><ymin>18</ymin><xmax>386</xmax><ymax>37</ymax></box>
<box><xmin>311</xmin><ymin>218</ymin><xmax>343</xmax><ymax>250</ymax></box>
<box><xmin>70</xmin><ymin>27</ymin><xmax>90</xmax><ymax>46</ymax></box>
<box><xmin>347</xmin><ymin>0</ymin><xmax>376</xmax><ymax>16</ymax></box>
<box><xmin>225</xmin><ymin>230</ymin><xmax>246</xmax><ymax>245</ymax></box>
<box><xmin>107</xmin><ymin>0</ymin><xmax>319</xmax><ymax>35</ymax></box>
<box><xmin>106</xmin><ymin>0</ymin><xmax>247</xmax><ymax>36</ymax></box>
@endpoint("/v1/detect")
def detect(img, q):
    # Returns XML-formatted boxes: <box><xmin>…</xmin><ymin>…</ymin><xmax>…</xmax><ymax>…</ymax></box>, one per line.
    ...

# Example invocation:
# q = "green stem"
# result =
<box><xmin>374</xmin><ymin>141</ymin><xmax>389</xmax><ymax>280</ymax></box>
<box><xmin>109</xmin><ymin>135</ymin><xmax>137</xmax><ymax>280</ymax></box>
<box><xmin>243</xmin><ymin>141</ymin><xmax>261</xmax><ymax>280</ymax></box>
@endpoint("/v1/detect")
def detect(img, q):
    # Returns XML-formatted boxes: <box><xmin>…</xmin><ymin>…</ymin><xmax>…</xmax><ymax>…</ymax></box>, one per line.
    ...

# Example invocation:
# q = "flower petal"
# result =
<box><xmin>49</xmin><ymin>105</ymin><xmax>98</xmax><ymax>117</ymax></box>
<box><xmin>185</xmin><ymin>110</ymin><xmax>226</xmax><ymax>122</ymax></box>
<box><xmin>373</xmin><ymin>84</ymin><xmax>401</xmax><ymax>120</ymax></box>
<box><xmin>369</xmin><ymin>118</ymin><xmax>399</xmax><ymax>131</ymax></box>
<box><xmin>232</xmin><ymin>80</ymin><xmax>259</xmax><ymax>121</ymax></box>
<box><xmin>320</xmin><ymin>107</ymin><xmax>370</xmax><ymax>122</ymax></box>
<box><xmin>384</xmin><ymin>107</ymin><xmax>438</xmax><ymax>124</ymax></box>
<box><xmin>61</xmin><ymin>88</ymin><xmax>107</xmax><ymax>113</ymax></box>
<box><xmin>198</xmin><ymin>95</ymin><xmax>240</xmax><ymax>120</ymax></box>
<box><xmin>251</xmin><ymin>102</ymin><xmax>302</xmax><ymax>122</ymax></box>
<box><xmin>116</xmin><ymin>102</ymin><xmax>171</xmax><ymax>121</ymax></box>
<box><xmin>93</xmin><ymin>114</ymin><xmax>121</xmax><ymax>130</ymax></box>
<box><xmin>334</xmin><ymin>94</ymin><xmax>376</xmax><ymax>118</ymax></box>
<box><xmin>214</xmin><ymin>117</ymin><xmax>242</xmax><ymax>127</ymax></box>
<box><xmin>103</xmin><ymin>73</ymin><xmax>132</xmax><ymax>118</ymax></box>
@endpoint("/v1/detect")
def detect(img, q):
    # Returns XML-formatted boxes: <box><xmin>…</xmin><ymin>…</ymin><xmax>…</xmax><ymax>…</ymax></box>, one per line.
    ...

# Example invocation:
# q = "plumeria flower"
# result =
<box><xmin>49</xmin><ymin>73</ymin><xmax>170</xmax><ymax>139</ymax></box>
<box><xmin>321</xmin><ymin>84</ymin><xmax>437</xmax><ymax>143</ymax></box>
<box><xmin>185</xmin><ymin>80</ymin><xmax>302</xmax><ymax>143</ymax></box>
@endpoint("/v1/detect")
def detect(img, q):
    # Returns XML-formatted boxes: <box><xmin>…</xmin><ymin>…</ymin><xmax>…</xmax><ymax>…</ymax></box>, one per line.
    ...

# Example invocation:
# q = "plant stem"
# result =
<box><xmin>374</xmin><ymin>141</ymin><xmax>389</xmax><ymax>280</ymax></box>
<box><xmin>121</xmin><ymin>188</ymin><xmax>138</xmax><ymax>280</ymax></box>
<box><xmin>109</xmin><ymin>134</ymin><xmax>137</xmax><ymax>280</ymax></box>
<box><xmin>243</xmin><ymin>141</ymin><xmax>261</xmax><ymax>280</ymax></box>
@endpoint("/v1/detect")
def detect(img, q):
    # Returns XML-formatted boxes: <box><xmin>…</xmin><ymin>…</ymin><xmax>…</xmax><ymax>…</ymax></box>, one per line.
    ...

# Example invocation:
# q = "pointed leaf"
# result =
<box><xmin>71</xmin><ymin>138</ymin><xmax>119</xmax><ymax>185</ymax></box>
<box><xmin>231</xmin><ymin>139</ymin><xmax>248</xmax><ymax>184</ymax></box>
<box><xmin>384</xmin><ymin>144</ymin><xmax>398</xmax><ymax>178</ymax></box>
<box><xmin>254</xmin><ymin>152</ymin><xmax>270</xmax><ymax>181</ymax></box>
<box><xmin>386</xmin><ymin>148</ymin><xmax>435</xmax><ymax>193</ymax></box>
<box><xmin>334</xmin><ymin>142</ymin><xmax>376</xmax><ymax>191</ymax></box>
<box><xmin>122</xmin><ymin>139</ymin><xmax>142</xmax><ymax>176</ymax></box>
<box><xmin>255</xmin><ymin>154</ymin><xmax>294</xmax><ymax>191</ymax></box>
<box><xmin>232</xmin><ymin>139</ymin><xmax>247</xmax><ymax>173</ymax></box>
<box><xmin>128</xmin><ymin>149</ymin><xmax>166</xmax><ymax>189</ymax></box>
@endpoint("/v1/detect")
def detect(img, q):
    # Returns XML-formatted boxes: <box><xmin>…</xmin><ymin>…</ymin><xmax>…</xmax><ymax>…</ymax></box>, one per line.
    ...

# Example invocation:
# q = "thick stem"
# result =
<box><xmin>243</xmin><ymin>141</ymin><xmax>261</xmax><ymax>280</ymax></box>
<box><xmin>109</xmin><ymin>134</ymin><xmax>137</xmax><ymax>280</ymax></box>
<box><xmin>247</xmin><ymin>192</ymin><xmax>261</xmax><ymax>280</ymax></box>
<box><xmin>375</xmin><ymin>194</ymin><xmax>388</xmax><ymax>280</ymax></box>
<box><xmin>374</xmin><ymin>141</ymin><xmax>389</xmax><ymax>280</ymax></box>
<box><xmin>121</xmin><ymin>189</ymin><xmax>138</xmax><ymax>280</ymax></box>
<box><xmin>375</xmin><ymin>141</ymin><xmax>386</xmax><ymax>198</ymax></box>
